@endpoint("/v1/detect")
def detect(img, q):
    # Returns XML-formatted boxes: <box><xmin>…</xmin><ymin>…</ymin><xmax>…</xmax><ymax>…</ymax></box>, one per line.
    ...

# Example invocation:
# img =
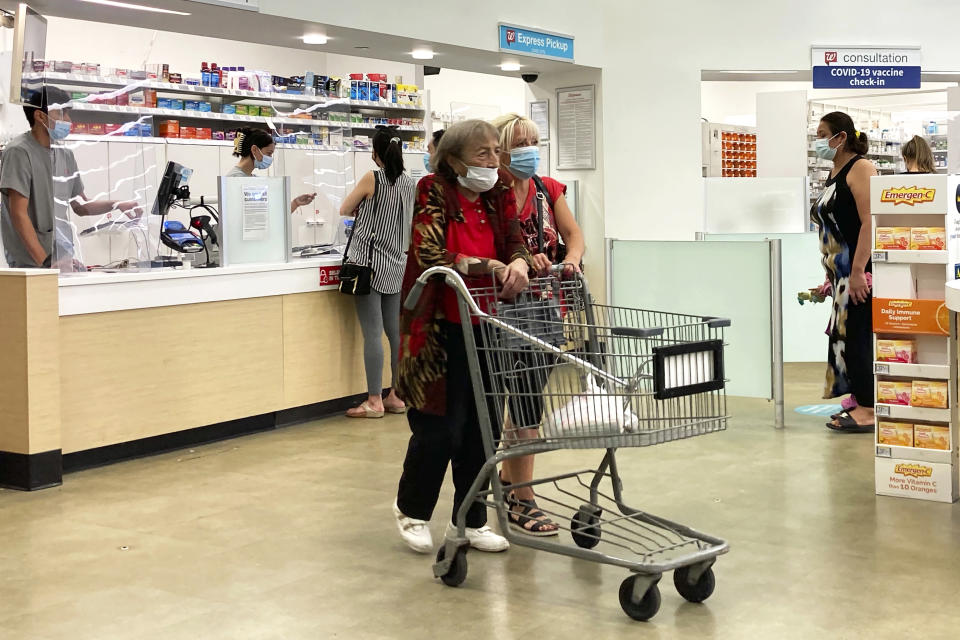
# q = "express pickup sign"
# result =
<box><xmin>812</xmin><ymin>47</ymin><xmax>921</xmax><ymax>89</ymax></box>
<box><xmin>499</xmin><ymin>24</ymin><xmax>574</xmax><ymax>62</ymax></box>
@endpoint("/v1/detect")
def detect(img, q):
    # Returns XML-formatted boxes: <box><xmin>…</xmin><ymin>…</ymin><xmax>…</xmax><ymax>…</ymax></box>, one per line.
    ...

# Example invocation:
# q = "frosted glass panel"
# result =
<box><xmin>704</xmin><ymin>177</ymin><xmax>808</xmax><ymax>234</ymax></box>
<box><xmin>219</xmin><ymin>176</ymin><xmax>290</xmax><ymax>266</ymax></box>
<box><xmin>706</xmin><ymin>233</ymin><xmax>828</xmax><ymax>363</ymax></box>
<box><xmin>611</xmin><ymin>240</ymin><xmax>772</xmax><ymax>398</ymax></box>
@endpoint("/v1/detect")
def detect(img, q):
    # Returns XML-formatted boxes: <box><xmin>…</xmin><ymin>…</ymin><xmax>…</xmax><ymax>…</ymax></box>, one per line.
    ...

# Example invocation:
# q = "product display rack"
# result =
<box><xmin>925</xmin><ymin>133</ymin><xmax>950</xmax><ymax>173</ymax></box>
<box><xmin>870</xmin><ymin>173</ymin><xmax>959</xmax><ymax>503</ymax></box>
<box><xmin>701</xmin><ymin>123</ymin><xmax>757</xmax><ymax>178</ymax></box>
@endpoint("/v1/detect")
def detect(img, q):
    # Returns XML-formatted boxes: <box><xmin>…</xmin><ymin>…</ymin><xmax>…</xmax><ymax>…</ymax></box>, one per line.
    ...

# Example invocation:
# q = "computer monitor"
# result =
<box><xmin>151</xmin><ymin>161</ymin><xmax>193</xmax><ymax>217</ymax></box>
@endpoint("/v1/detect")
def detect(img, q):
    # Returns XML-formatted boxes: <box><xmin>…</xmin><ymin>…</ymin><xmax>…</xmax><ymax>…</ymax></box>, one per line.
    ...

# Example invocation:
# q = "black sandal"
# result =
<box><xmin>507</xmin><ymin>493</ymin><xmax>560</xmax><ymax>537</ymax></box>
<box><xmin>826</xmin><ymin>410</ymin><xmax>875</xmax><ymax>434</ymax></box>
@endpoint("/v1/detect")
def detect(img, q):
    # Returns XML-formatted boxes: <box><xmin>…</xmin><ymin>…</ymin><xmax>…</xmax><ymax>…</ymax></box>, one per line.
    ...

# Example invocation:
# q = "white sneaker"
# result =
<box><xmin>446</xmin><ymin>522</ymin><xmax>510</xmax><ymax>553</ymax></box>
<box><xmin>393</xmin><ymin>500</ymin><xmax>433</xmax><ymax>554</ymax></box>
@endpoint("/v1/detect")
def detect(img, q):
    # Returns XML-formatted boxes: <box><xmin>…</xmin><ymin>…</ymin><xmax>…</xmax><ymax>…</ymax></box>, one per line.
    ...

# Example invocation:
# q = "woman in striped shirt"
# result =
<box><xmin>339</xmin><ymin>127</ymin><xmax>417</xmax><ymax>418</ymax></box>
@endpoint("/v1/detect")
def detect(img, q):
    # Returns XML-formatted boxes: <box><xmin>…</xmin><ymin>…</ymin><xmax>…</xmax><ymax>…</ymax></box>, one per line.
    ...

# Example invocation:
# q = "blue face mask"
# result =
<box><xmin>508</xmin><ymin>145</ymin><xmax>540</xmax><ymax>180</ymax></box>
<box><xmin>254</xmin><ymin>152</ymin><xmax>273</xmax><ymax>170</ymax></box>
<box><xmin>814</xmin><ymin>133</ymin><xmax>840</xmax><ymax>161</ymax></box>
<box><xmin>423</xmin><ymin>153</ymin><xmax>432</xmax><ymax>173</ymax></box>
<box><xmin>49</xmin><ymin>119</ymin><xmax>71</xmax><ymax>141</ymax></box>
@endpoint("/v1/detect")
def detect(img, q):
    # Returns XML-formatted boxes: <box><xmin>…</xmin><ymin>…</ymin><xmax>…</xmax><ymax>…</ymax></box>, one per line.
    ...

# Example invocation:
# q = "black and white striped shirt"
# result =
<box><xmin>345</xmin><ymin>169</ymin><xmax>416</xmax><ymax>295</ymax></box>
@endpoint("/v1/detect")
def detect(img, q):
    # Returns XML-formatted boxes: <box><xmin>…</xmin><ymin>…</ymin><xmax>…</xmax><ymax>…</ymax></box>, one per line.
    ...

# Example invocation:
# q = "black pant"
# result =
<box><xmin>846</xmin><ymin>298</ymin><xmax>874</xmax><ymax>407</ymax></box>
<box><xmin>396</xmin><ymin>322</ymin><xmax>500</xmax><ymax>528</ymax></box>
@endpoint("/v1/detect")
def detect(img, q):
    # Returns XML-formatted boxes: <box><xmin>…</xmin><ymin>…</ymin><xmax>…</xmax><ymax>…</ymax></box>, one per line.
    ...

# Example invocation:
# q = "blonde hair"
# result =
<box><xmin>902</xmin><ymin>135</ymin><xmax>935</xmax><ymax>173</ymax></box>
<box><xmin>432</xmin><ymin>119</ymin><xmax>499</xmax><ymax>181</ymax></box>
<box><xmin>490</xmin><ymin>113</ymin><xmax>540</xmax><ymax>151</ymax></box>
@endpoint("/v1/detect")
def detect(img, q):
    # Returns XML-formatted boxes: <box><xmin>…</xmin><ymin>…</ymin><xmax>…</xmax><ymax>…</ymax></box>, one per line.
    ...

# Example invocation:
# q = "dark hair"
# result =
<box><xmin>820</xmin><ymin>111</ymin><xmax>869</xmax><ymax>156</ymax></box>
<box><xmin>431</xmin><ymin>129</ymin><xmax>445</xmax><ymax>147</ymax></box>
<box><xmin>373</xmin><ymin>126</ymin><xmax>405</xmax><ymax>184</ymax></box>
<box><xmin>232</xmin><ymin>127</ymin><xmax>274</xmax><ymax>158</ymax></box>
<box><xmin>902</xmin><ymin>135</ymin><xmax>935</xmax><ymax>174</ymax></box>
<box><xmin>23</xmin><ymin>86</ymin><xmax>71</xmax><ymax>127</ymax></box>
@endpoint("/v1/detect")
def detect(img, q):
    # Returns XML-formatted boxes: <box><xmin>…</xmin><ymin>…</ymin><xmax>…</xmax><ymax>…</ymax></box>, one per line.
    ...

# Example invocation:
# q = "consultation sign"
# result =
<box><xmin>812</xmin><ymin>46</ymin><xmax>921</xmax><ymax>89</ymax></box>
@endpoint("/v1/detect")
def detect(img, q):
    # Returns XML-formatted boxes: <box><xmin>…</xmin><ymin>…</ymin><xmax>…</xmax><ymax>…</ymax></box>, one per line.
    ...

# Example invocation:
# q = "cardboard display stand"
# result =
<box><xmin>871</xmin><ymin>174</ymin><xmax>959</xmax><ymax>503</ymax></box>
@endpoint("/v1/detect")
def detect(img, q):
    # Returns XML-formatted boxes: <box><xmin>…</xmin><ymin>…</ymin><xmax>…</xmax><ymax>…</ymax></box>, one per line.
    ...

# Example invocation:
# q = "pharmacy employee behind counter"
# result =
<box><xmin>0</xmin><ymin>87</ymin><xmax>142</xmax><ymax>271</ymax></box>
<box><xmin>225</xmin><ymin>127</ymin><xmax>317</xmax><ymax>213</ymax></box>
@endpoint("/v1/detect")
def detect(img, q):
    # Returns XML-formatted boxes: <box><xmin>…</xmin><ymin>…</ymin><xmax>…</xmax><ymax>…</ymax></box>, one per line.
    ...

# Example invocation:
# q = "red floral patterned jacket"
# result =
<box><xmin>395</xmin><ymin>174</ymin><xmax>532</xmax><ymax>415</ymax></box>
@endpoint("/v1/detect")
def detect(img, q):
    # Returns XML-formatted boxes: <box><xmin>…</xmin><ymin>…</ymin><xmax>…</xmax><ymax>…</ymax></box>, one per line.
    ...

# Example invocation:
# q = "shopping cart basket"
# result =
<box><xmin>403</xmin><ymin>266</ymin><xmax>731</xmax><ymax>621</ymax></box>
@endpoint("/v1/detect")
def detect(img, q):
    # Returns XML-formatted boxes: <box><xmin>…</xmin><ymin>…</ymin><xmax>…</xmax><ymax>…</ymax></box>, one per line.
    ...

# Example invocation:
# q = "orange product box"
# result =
<box><xmin>911</xmin><ymin>380</ymin><xmax>948</xmax><ymax>409</ymax></box>
<box><xmin>914</xmin><ymin>425</ymin><xmax>950</xmax><ymax>450</ymax></box>
<box><xmin>159</xmin><ymin>120</ymin><xmax>180</xmax><ymax>137</ymax></box>
<box><xmin>196</xmin><ymin>127</ymin><xmax>212</xmax><ymax>140</ymax></box>
<box><xmin>876</xmin><ymin>227</ymin><xmax>911</xmax><ymax>250</ymax></box>
<box><xmin>876</xmin><ymin>339</ymin><xmax>917</xmax><ymax>363</ymax></box>
<box><xmin>873</xmin><ymin>299</ymin><xmax>949</xmax><ymax>336</ymax></box>
<box><xmin>877</xmin><ymin>421</ymin><xmax>914</xmax><ymax>447</ymax></box>
<box><xmin>71</xmin><ymin>122</ymin><xmax>89</xmax><ymax>134</ymax></box>
<box><xmin>877</xmin><ymin>381</ymin><xmax>912</xmax><ymax>406</ymax></box>
<box><xmin>104</xmin><ymin>124</ymin><xmax>121</xmax><ymax>134</ymax></box>
<box><xmin>88</xmin><ymin>123</ymin><xmax>106</xmax><ymax>135</ymax></box>
<box><xmin>910</xmin><ymin>227</ymin><xmax>946</xmax><ymax>251</ymax></box>
<box><xmin>179</xmin><ymin>126</ymin><xmax>196</xmax><ymax>139</ymax></box>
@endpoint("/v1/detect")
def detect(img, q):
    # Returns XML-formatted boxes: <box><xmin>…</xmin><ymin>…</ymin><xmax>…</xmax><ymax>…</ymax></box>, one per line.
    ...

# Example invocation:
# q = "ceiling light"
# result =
<box><xmin>412</xmin><ymin>48</ymin><xmax>435</xmax><ymax>60</ymax></box>
<box><xmin>302</xmin><ymin>34</ymin><xmax>328</xmax><ymax>45</ymax></box>
<box><xmin>77</xmin><ymin>0</ymin><xmax>190</xmax><ymax>15</ymax></box>
<box><xmin>500</xmin><ymin>61</ymin><xmax>522</xmax><ymax>72</ymax></box>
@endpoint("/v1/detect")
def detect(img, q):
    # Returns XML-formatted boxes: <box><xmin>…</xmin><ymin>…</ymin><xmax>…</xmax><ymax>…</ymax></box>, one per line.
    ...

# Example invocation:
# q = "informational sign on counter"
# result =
<box><xmin>557</xmin><ymin>85</ymin><xmax>595</xmax><ymax>170</ymax></box>
<box><xmin>241</xmin><ymin>185</ymin><xmax>269</xmax><ymax>240</ymax></box>
<box><xmin>811</xmin><ymin>46</ymin><xmax>921</xmax><ymax>89</ymax></box>
<box><xmin>499</xmin><ymin>24</ymin><xmax>574</xmax><ymax>62</ymax></box>
<box><xmin>318</xmin><ymin>265</ymin><xmax>341</xmax><ymax>287</ymax></box>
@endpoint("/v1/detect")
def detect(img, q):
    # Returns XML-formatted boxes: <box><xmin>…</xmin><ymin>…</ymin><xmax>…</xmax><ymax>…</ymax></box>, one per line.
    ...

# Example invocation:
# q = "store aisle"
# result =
<box><xmin>1</xmin><ymin>365</ymin><xmax>959</xmax><ymax>639</ymax></box>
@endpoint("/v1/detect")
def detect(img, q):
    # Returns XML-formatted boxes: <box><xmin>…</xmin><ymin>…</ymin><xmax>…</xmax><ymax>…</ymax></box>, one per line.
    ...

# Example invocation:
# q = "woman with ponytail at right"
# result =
<box><xmin>810</xmin><ymin>111</ymin><xmax>878</xmax><ymax>433</ymax></box>
<box><xmin>339</xmin><ymin>126</ymin><xmax>417</xmax><ymax>419</ymax></box>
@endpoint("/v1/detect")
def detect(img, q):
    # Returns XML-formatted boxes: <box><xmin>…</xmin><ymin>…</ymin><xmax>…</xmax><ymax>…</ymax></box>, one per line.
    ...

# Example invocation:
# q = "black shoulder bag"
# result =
<box><xmin>339</xmin><ymin>180</ymin><xmax>377</xmax><ymax>296</ymax></box>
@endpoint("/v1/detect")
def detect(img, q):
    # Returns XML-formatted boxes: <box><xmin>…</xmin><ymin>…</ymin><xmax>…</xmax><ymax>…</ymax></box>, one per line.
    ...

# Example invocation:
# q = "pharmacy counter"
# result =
<box><xmin>0</xmin><ymin>259</ymin><xmax>379</xmax><ymax>490</ymax></box>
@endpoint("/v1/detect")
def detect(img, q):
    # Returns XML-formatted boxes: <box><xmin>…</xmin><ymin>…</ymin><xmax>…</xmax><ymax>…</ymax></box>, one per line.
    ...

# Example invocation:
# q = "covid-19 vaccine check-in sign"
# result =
<box><xmin>812</xmin><ymin>46</ymin><xmax>921</xmax><ymax>89</ymax></box>
<box><xmin>499</xmin><ymin>24</ymin><xmax>574</xmax><ymax>62</ymax></box>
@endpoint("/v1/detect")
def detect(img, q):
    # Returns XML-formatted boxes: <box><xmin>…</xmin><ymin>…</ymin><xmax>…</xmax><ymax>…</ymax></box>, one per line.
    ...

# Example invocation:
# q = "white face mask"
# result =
<box><xmin>457</xmin><ymin>164</ymin><xmax>499</xmax><ymax>193</ymax></box>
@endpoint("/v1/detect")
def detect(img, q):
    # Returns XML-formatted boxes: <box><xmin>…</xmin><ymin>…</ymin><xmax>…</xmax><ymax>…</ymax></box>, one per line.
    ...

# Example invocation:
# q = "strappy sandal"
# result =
<box><xmin>507</xmin><ymin>493</ymin><xmax>560</xmax><ymax>537</ymax></box>
<box><xmin>345</xmin><ymin>402</ymin><xmax>384</xmax><ymax>419</ymax></box>
<box><xmin>826</xmin><ymin>410</ymin><xmax>874</xmax><ymax>434</ymax></box>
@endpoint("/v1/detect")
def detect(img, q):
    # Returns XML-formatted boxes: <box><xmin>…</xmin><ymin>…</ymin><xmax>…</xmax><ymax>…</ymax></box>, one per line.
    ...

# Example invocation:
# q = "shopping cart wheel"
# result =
<box><xmin>435</xmin><ymin>545</ymin><xmax>468</xmax><ymax>587</ymax></box>
<box><xmin>673</xmin><ymin>565</ymin><xmax>716</xmax><ymax>603</ymax></box>
<box><xmin>618</xmin><ymin>575</ymin><xmax>661</xmax><ymax>622</ymax></box>
<box><xmin>571</xmin><ymin>504</ymin><xmax>602</xmax><ymax>549</ymax></box>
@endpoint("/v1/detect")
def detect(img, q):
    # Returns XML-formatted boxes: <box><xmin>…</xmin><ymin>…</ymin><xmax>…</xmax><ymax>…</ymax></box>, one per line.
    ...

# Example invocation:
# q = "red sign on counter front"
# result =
<box><xmin>318</xmin><ymin>265</ymin><xmax>341</xmax><ymax>287</ymax></box>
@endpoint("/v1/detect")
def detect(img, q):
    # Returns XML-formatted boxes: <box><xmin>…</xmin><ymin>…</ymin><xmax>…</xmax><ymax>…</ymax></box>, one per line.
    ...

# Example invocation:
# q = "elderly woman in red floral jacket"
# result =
<box><xmin>391</xmin><ymin>119</ymin><xmax>533</xmax><ymax>554</ymax></box>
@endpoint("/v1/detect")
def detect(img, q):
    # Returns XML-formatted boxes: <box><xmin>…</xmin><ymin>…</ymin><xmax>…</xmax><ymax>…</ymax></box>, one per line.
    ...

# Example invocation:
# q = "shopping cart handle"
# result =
<box><xmin>404</xmin><ymin>280</ymin><xmax>426</xmax><ymax>310</ymax></box>
<box><xmin>701</xmin><ymin>316</ymin><xmax>732</xmax><ymax>328</ymax></box>
<box><xmin>611</xmin><ymin>326</ymin><xmax>665</xmax><ymax>338</ymax></box>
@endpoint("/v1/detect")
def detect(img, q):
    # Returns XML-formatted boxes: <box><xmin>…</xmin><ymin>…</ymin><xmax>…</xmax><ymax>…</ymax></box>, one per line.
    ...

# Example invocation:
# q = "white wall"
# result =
<box><xmin>425</xmin><ymin>69</ymin><xmax>526</xmax><ymax>120</ymax></box>
<box><xmin>603</xmin><ymin>0</ymin><xmax>960</xmax><ymax>242</ymax></box>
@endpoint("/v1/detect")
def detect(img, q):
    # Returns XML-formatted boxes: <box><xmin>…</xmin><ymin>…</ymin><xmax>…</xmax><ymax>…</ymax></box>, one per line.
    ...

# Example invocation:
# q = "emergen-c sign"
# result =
<box><xmin>812</xmin><ymin>46</ymin><xmax>921</xmax><ymax>89</ymax></box>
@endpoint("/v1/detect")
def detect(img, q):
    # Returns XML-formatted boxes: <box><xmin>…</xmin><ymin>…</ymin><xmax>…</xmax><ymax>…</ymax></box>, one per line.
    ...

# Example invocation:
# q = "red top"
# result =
<box><xmin>507</xmin><ymin>173</ymin><xmax>567</xmax><ymax>262</ymax></box>
<box><xmin>442</xmin><ymin>189</ymin><xmax>497</xmax><ymax>323</ymax></box>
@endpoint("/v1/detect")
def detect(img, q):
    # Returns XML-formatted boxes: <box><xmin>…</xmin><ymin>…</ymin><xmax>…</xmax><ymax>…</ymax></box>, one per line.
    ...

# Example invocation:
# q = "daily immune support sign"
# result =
<box><xmin>812</xmin><ymin>46</ymin><xmax>921</xmax><ymax>89</ymax></box>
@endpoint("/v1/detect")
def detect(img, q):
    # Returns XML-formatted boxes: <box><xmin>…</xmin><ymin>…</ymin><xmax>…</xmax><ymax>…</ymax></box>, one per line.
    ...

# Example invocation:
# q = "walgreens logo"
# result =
<box><xmin>824</xmin><ymin>51</ymin><xmax>838</xmax><ymax>65</ymax></box>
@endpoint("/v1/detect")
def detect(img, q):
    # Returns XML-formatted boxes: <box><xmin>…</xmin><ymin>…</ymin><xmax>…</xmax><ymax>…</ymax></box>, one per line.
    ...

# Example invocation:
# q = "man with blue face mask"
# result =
<box><xmin>0</xmin><ymin>86</ymin><xmax>142</xmax><ymax>270</ymax></box>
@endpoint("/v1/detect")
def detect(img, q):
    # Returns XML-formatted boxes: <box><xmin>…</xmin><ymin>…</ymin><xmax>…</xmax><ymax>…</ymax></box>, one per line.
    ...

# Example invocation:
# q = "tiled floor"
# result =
<box><xmin>2</xmin><ymin>363</ymin><xmax>959</xmax><ymax>639</ymax></box>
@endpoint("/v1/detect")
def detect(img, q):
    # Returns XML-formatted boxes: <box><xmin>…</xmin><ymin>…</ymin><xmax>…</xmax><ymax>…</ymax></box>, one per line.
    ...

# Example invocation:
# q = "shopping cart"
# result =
<box><xmin>404</xmin><ymin>265</ymin><xmax>730</xmax><ymax>621</ymax></box>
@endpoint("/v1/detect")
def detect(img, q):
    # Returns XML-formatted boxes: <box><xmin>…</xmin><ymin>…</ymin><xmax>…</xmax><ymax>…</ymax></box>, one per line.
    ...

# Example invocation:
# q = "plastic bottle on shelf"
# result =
<box><xmin>210</xmin><ymin>63</ymin><xmax>220</xmax><ymax>88</ymax></box>
<box><xmin>200</xmin><ymin>62</ymin><xmax>210</xmax><ymax>87</ymax></box>
<box><xmin>928</xmin><ymin>121</ymin><xmax>938</xmax><ymax>135</ymax></box>
<box><xmin>220</xmin><ymin>67</ymin><xmax>231</xmax><ymax>89</ymax></box>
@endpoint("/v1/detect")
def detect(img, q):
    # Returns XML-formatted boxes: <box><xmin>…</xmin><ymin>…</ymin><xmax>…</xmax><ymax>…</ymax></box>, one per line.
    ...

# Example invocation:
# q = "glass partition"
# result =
<box><xmin>610</xmin><ymin>239</ymin><xmax>773</xmax><ymax>398</ymax></box>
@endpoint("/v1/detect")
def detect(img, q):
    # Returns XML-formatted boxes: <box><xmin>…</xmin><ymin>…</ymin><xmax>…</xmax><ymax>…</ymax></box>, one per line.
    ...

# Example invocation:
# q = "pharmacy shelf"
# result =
<box><xmin>65</xmin><ymin>134</ymin><xmax>354</xmax><ymax>152</ymax></box>
<box><xmin>875</xmin><ymin>403</ymin><xmax>951</xmax><ymax>422</ymax></box>
<box><xmin>872</xmin><ymin>250</ymin><xmax>948</xmax><ymax>264</ymax></box>
<box><xmin>69</xmin><ymin>102</ymin><xmax>427</xmax><ymax>132</ymax></box>
<box><xmin>874</xmin><ymin>361</ymin><xmax>950</xmax><ymax>379</ymax></box>
<box><xmin>24</xmin><ymin>72</ymin><xmax>426</xmax><ymax>111</ymax></box>
<box><xmin>875</xmin><ymin>443</ymin><xmax>953</xmax><ymax>465</ymax></box>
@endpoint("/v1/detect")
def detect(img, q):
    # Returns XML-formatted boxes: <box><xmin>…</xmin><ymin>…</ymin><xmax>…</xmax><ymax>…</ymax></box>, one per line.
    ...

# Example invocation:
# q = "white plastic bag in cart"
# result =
<box><xmin>543</xmin><ymin>374</ymin><xmax>640</xmax><ymax>438</ymax></box>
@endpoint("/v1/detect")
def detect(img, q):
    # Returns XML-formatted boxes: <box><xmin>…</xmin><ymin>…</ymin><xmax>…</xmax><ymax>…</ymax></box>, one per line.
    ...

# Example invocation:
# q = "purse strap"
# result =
<box><xmin>343</xmin><ymin>170</ymin><xmax>378</xmax><ymax>267</ymax></box>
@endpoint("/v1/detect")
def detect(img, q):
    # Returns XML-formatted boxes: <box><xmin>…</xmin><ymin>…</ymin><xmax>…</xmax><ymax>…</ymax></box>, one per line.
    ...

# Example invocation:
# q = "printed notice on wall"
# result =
<box><xmin>530</xmin><ymin>101</ymin><xmax>549</xmax><ymax>142</ymax></box>
<box><xmin>557</xmin><ymin>85</ymin><xmax>595</xmax><ymax>170</ymax></box>
<box><xmin>242</xmin><ymin>185</ymin><xmax>270</xmax><ymax>240</ymax></box>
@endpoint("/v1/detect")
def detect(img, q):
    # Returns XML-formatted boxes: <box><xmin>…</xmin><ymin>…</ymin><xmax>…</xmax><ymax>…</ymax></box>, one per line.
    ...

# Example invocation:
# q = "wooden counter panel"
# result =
<box><xmin>281</xmin><ymin>292</ymin><xmax>389</xmax><ymax>408</ymax></box>
<box><xmin>0</xmin><ymin>273</ymin><xmax>60</xmax><ymax>454</ymax></box>
<box><xmin>60</xmin><ymin>297</ymin><xmax>284</xmax><ymax>453</ymax></box>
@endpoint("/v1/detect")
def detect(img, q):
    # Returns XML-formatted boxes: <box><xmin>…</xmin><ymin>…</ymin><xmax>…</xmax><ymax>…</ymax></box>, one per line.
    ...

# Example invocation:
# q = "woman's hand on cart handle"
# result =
<box><xmin>497</xmin><ymin>258</ymin><xmax>530</xmax><ymax>299</ymax></box>
<box><xmin>531</xmin><ymin>253</ymin><xmax>552</xmax><ymax>274</ymax></box>
<box><xmin>550</xmin><ymin>261</ymin><xmax>582</xmax><ymax>277</ymax></box>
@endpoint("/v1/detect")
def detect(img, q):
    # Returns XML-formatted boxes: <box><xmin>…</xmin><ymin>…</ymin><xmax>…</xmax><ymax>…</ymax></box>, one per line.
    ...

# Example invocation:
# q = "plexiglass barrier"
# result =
<box><xmin>610</xmin><ymin>239</ymin><xmax>773</xmax><ymax>399</ymax></box>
